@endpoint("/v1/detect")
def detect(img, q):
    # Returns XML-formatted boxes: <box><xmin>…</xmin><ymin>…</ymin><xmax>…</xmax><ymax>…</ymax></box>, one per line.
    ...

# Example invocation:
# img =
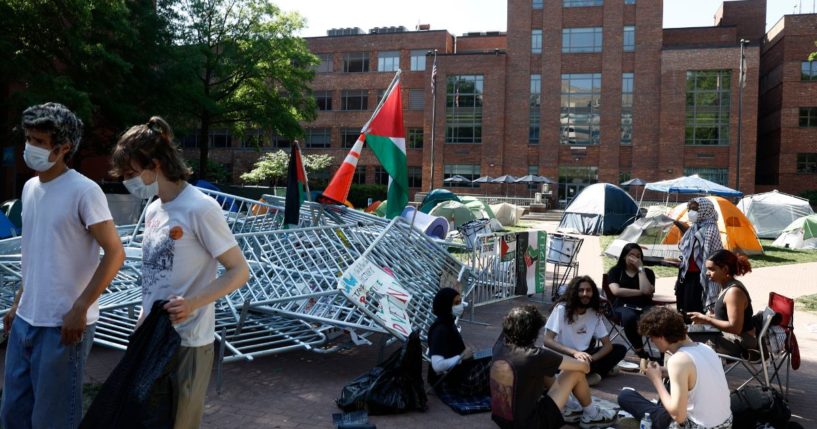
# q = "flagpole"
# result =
<box><xmin>429</xmin><ymin>49</ymin><xmax>438</xmax><ymax>192</ymax></box>
<box><xmin>736</xmin><ymin>39</ymin><xmax>748</xmax><ymax>193</ymax></box>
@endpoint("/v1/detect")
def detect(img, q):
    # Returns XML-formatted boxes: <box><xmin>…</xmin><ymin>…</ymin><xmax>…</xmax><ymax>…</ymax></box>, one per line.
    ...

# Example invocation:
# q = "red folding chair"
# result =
<box><xmin>768</xmin><ymin>292</ymin><xmax>799</xmax><ymax>399</ymax></box>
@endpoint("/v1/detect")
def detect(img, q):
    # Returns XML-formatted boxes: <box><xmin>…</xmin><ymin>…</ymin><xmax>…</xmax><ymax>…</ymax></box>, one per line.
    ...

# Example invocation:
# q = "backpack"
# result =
<box><xmin>730</xmin><ymin>386</ymin><xmax>790</xmax><ymax>428</ymax></box>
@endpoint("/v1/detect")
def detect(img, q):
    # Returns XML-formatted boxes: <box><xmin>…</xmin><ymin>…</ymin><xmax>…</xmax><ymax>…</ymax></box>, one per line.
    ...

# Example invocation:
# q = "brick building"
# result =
<box><xmin>195</xmin><ymin>0</ymin><xmax>814</xmax><ymax>205</ymax></box>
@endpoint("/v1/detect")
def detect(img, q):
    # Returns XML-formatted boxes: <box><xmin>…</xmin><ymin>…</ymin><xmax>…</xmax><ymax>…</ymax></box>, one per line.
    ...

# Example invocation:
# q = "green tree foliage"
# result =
<box><xmin>186</xmin><ymin>158</ymin><xmax>231</xmax><ymax>183</ymax></box>
<box><xmin>167</xmin><ymin>0</ymin><xmax>318</xmax><ymax>179</ymax></box>
<box><xmin>240</xmin><ymin>150</ymin><xmax>333</xmax><ymax>187</ymax></box>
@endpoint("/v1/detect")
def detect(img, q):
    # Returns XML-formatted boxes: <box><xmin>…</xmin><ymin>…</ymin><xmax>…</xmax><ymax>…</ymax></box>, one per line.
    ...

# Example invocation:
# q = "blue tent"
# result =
<box><xmin>645</xmin><ymin>174</ymin><xmax>742</xmax><ymax>198</ymax></box>
<box><xmin>558</xmin><ymin>183</ymin><xmax>638</xmax><ymax>235</ymax></box>
<box><xmin>0</xmin><ymin>212</ymin><xmax>19</xmax><ymax>239</ymax></box>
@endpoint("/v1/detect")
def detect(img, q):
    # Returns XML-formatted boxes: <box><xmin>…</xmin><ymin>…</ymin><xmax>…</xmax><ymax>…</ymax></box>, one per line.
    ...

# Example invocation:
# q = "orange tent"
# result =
<box><xmin>663</xmin><ymin>196</ymin><xmax>764</xmax><ymax>255</ymax></box>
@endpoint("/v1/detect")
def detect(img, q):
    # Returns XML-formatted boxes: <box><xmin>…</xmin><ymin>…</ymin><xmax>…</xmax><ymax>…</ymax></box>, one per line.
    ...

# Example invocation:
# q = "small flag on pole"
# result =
<box><xmin>430</xmin><ymin>53</ymin><xmax>438</xmax><ymax>95</ymax></box>
<box><xmin>284</xmin><ymin>141</ymin><xmax>309</xmax><ymax>226</ymax></box>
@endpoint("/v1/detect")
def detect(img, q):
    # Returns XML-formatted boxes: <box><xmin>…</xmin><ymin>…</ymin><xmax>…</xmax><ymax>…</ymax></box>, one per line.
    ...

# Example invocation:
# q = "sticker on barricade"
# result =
<box><xmin>338</xmin><ymin>256</ymin><xmax>412</xmax><ymax>339</ymax></box>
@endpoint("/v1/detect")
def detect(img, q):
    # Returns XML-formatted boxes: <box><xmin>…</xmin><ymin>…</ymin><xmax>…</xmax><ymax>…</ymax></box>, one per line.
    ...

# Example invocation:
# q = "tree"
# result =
<box><xmin>167</xmin><ymin>0</ymin><xmax>318</xmax><ymax>180</ymax></box>
<box><xmin>240</xmin><ymin>150</ymin><xmax>334</xmax><ymax>187</ymax></box>
<box><xmin>810</xmin><ymin>41</ymin><xmax>817</xmax><ymax>61</ymax></box>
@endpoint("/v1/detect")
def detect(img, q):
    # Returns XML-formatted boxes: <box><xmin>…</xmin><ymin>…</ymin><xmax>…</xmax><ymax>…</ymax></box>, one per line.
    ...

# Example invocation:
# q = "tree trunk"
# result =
<box><xmin>198</xmin><ymin>110</ymin><xmax>210</xmax><ymax>182</ymax></box>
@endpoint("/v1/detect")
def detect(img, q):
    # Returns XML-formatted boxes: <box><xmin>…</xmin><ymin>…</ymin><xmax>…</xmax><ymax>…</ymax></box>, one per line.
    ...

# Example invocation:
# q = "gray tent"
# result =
<box><xmin>737</xmin><ymin>190</ymin><xmax>814</xmax><ymax>239</ymax></box>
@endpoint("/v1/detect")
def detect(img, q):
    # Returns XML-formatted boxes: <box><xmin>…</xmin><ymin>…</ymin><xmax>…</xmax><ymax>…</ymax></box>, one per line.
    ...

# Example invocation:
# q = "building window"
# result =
<box><xmin>531</xmin><ymin>30</ymin><xmax>543</xmax><ymax>54</ymax></box>
<box><xmin>343</xmin><ymin>52</ymin><xmax>369</xmax><ymax>72</ymax></box>
<box><xmin>304</xmin><ymin>128</ymin><xmax>331</xmax><ymax>148</ymax></box>
<box><xmin>210</xmin><ymin>129</ymin><xmax>231</xmax><ymax>148</ymax></box>
<box><xmin>533</xmin><ymin>0</ymin><xmax>544</xmax><ymax>8</ymax></box>
<box><xmin>372</xmin><ymin>166</ymin><xmax>388</xmax><ymax>185</ymax></box>
<box><xmin>410</xmin><ymin>50</ymin><xmax>427</xmax><ymax>71</ymax></box>
<box><xmin>564</xmin><ymin>0</ymin><xmax>603</xmax><ymax>7</ymax></box>
<box><xmin>408</xmin><ymin>89</ymin><xmax>424</xmax><ymax>110</ymax></box>
<box><xmin>407</xmin><ymin>128</ymin><xmax>424</xmax><ymax>149</ymax></box>
<box><xmin>377</xmin><ymin>51</ymin><xmax>399</xmax><ymax>72</ymax></box>
<box><xmin>621</xmin><ymin>73</ymin><xmax>633</xmax><ymax>145</ymax></box>
<box><xmin>241</xmin><ymin>129</ymin><xmax>267</xmax><ymax>148</ymax></box>
<box><xmin>445</xmin><ymin>75</ymin><xmax>483</xmax><ymax>144</ymax></box>
<box><xmin>623</xmin><ymin>26</ymin><xmax>635</xmax><ymax>52</ymax></box>
<box><xmin>558</xmin><ymin>166</ymin><xmax>598</xmax><ymax>204</ymax></box>
<box><xmin>341</xmin><ymin>90</ymin><xmax>369</xmax><ymax>111</ymax></box>
<box><xmin>684</xmin><ymin>167</ymin><xmax>728</xmax><ymax>186</ymax></box>
<box><xmin>797</xmin><ymin>153</ymin><xmax>817</xmax><ymax>173</ymax></box>
<box><xmin>408</xmin><ymin>166</ymin><xmax>422</xmax><ymax>188</ymax></box>
<box><xmin>802</xmin><ymin>61</ymin><xmax>817</xmax><ymax>81</ymax></box>
<box><xmin>799</xmin><ymin>107</ymin><xmax>817</xmax><ymax>127</ymax></box>
<box><xmin>527</xmin><ymin>165</ymin><xmax>540</xmax><ymax>190</ymax></box>
<box><xmin>561</xmin><ymin>73</ymin><xmax>601</xmax><ymax>145</ymax></box>
<box><xmin>341</xmin><ymin>128</ymin><xmax>360</xmax><ymax>148</ymax></box>
<box><xmin>315</xmin><ymin>90</ymin><xmax>332</xmax><ymax>111</ymax></box>
<box><xmin>685</xmin><ymin>70</ymin><xmax>731</xmax><ymax>146</ymax></box>
<box><xmin>353</xmin><ymin>168</ymin><xmax>366</xmax><ymax>184</ymax></box>
<box><xmin>562</xmin><ymin>28</ymin><xmax>603</xmax><ymax>53</ymax></box>
<box><xmin>315</xmin><ymin>54</ymin><xmax>333</xmax><ymax>73</ymax></box>
<box><xmin>271</xmin><ymin>135</ymin><xmax>291</xmax><ymax>149</ymax></box>
<box><xmin>443</xmin><ymin>164</ymin><xmax>480</xmax><ymax>187</ymax></box>
<box><xmin>530</xmin><ymin>74</ymin><xmax>541</xmax><ymax>144</ymax></box>
<box><xmin>624</xmin><ymin>0</ymin><xmax>635</xmax><ymax>4</ymax></box>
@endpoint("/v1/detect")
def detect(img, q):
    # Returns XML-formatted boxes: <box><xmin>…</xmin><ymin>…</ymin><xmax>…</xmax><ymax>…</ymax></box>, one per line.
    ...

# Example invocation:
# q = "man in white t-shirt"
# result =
<box><xmin>1</xmin><ymin>103</ymin><xmax>125</xmax><ymax>429</ymax></box>
<box><xmin>544</xmin><ymin>275</ymin><xmax>627</xmax><ymax>387</ymax></box>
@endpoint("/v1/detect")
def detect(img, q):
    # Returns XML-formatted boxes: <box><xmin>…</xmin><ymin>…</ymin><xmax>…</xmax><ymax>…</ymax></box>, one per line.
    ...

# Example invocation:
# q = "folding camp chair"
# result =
<box><xmin>719</xmin><ymin>306</ymin><xmax>781</xmax><ymax>392</ymax></box>
<box><xmin>600</xmin><ymin>274</ymin><xmax>636</xmax><ymax>353</ymax></box>
<box><xmin>767</xmin><ymin>292</ymin><xmax>799</xmax><ymax>400</ymax></box>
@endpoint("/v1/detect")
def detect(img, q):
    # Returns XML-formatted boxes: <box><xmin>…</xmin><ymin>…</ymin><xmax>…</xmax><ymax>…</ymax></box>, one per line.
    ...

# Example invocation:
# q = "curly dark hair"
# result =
<box><xmin>638</xmin><ymin>306</ymin><xmax>687</xmax><ymax>343</ymax></box>
<box><xmin>22</xmin><ymin>102</ymin><xmax>84</xmax><ymax>160</ymax></box>
<box><xmin>502</xmin><ymin>305</ymin><xmax>545</xmax><ymax>348</ymax></box>
<box><xmin>559</xmin><ymin>275</ymin><xmax>601</xmax><ymax>324</ymax></box>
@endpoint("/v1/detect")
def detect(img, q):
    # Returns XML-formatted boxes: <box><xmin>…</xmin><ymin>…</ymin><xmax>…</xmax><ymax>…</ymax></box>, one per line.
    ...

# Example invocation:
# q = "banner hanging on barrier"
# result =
<box><xmin>339</xmin><ymin>256</ymin><xmax>413</xmax><ymax>338</ymax></box>
<box><xmin>516</xmin><ymin>230</ymin><xmax>547</xmax><ymax>295</ymax></box>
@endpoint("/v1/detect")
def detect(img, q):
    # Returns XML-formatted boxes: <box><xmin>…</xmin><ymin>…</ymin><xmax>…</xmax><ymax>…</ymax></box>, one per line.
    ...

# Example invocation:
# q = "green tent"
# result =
<box><xmin>459</xmin><ymin>196</ymin><xmax>496</xmax><ymax>220</ymax></box>
<box><xmin>429</xmin><ymin>201</ymin><xmax>476</xmax><ymax>228</ymax></box>
<box><xmin>419</xmin><ymin>189</ymin><xmax>461</xmax><ymax>213</ymax></box>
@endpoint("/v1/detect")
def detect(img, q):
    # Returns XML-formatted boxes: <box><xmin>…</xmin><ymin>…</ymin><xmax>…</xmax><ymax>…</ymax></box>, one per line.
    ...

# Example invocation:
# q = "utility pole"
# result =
<box><xmin>737</xmin><ymin>39</ymin><xmax>748</xmax><ymax>193</ymax></box>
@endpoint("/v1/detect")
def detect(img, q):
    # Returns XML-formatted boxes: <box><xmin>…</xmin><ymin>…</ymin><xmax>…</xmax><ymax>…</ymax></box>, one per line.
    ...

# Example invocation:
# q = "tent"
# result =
<box><xmin>490</xmin><ymin>202</ymin><xmax>525</xmax><ymax>226</ymax></box>
<box><xmin>663</xmin><ymin>196</ymin><xmax>764</xmax><ymax>255</ymax></box>
<box><xmin>737</xmin><ymin>190</ymin><xmax>814</xmax><ymax>239</ymax></box>
<box><xmin>772</xmin><ymin>214</ymin><xmax>817</xmax><ymax>250</ymax></box>
<box><xmin>429</xmin><ymin>201</ymin><xmax>476</xmax><ymax>228</ymax></box>
<box><xmin>459</xmin><ymin>196</ymin><xmax>496</xmax><ymax>220</ymax></box>
<box><xmin>419</xmin><ymin>189</ymin><xmax>461</xmax><ymax>213</ymax></box>
<box><xmin>604</xmin><ymin>215</ymin><xmax>681</xmax><ymax>260</ymax></box>
<box><xmin>644</xmin><ymin>174</ymin><xmax>742</xmax><ymax>198</ymax></box>
<box><xmin>557</xmin><ymin>183</ymin><xmax>638</xmax><ymax>235</ymax></box>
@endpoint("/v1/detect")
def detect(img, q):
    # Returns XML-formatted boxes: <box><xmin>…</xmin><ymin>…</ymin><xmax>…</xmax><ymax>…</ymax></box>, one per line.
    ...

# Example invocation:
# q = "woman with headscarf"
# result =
<box><xmin>427</xmin><ymin>288</ymin><xmax>491</xmax><ymax>395</ymax></box>
<box><xmin>674</xmin><ymin>197</ymin><xmax>723</xmax><ymax>315</ymax></box>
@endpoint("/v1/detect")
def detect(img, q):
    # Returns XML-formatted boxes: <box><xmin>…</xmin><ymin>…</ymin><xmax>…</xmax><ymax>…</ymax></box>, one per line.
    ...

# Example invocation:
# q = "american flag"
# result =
<box><xmin>430</xmin><ymin>53</ymin><xmax>438</xmax><ymax>95</ymax></box>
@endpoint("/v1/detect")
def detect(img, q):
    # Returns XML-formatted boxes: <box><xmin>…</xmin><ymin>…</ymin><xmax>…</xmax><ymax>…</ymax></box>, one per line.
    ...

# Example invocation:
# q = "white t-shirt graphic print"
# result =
<box><xmin>140</xmin><ymin>185</ymin><xmax>237</xmax><ymax>347</ymax></box>
<box><xmin>544</xmin><ymin>303</ymin><xmax>608</xmax><ymax>351</ymax></box>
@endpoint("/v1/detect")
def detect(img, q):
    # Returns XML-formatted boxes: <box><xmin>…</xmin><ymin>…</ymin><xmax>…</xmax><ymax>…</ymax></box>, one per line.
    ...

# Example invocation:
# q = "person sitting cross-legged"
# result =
<box><xmin>491</xmin><ymin>305</ymin><xmax>617</xmax><ymax>429</ymax></box>
<box><xmin>543</xmin><ymin>275</ymin><xmax>627</xmax><ymax>386</ymax></box>
<box><xmin>617</xmin><ymin>307</ymin><xmax>733</xmax><ymax>429</ymax></box>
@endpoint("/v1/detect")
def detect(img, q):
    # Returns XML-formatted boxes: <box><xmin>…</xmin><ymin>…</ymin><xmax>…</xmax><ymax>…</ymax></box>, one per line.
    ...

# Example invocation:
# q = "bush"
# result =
<box><xmin>347</xmin><ymin>184</ymin><xmax>387</xmax><ymax>208</ymax></box>
<box><xmin>800</xmin><ymin>190</ymin><xmax>817</xmax><ymax>208</ymax></box>
<box><xmin>187</xmin><ymin>158</ymin><xmax>231</xmax><ymax>184</ymax></box>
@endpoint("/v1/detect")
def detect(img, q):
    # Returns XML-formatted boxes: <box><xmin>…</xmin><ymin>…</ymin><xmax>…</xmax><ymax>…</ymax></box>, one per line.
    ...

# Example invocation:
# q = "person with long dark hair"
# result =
<box><xmin>606</xmin><ymin>243</ymin><xmax>656</xmax><ymax>359</ymax></box>
<box><xmin>111</xmin><ymin>117</ymin><xmax>249</xmax><ymax>427</ymax></box>
<box><xmin>427</xmin><ymin>288</ymin><xmax>491</xmax><ymax>395</ymax></box>
<box><xmin>543</xmin><ymin>276</ymin><xmax>627</xmax><ymax>386</ymax></box>
<box><xmin>687</xmin><ymin>249</ymin><xmax>757</xmax><ymax>357</ymax></box>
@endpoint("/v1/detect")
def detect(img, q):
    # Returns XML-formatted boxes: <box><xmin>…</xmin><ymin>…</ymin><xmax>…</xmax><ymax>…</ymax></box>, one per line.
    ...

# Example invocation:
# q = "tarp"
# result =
<box><xmin>645</xmin><ymin>174</ymin><xmax>743</xmax><ymax>198</ymax></box>
<box><xmin>558</xmin><ymin>183</ymin><xmax>638</xmax><ymax>235</ymax></box>
<box><xmin>737</xmin><ymin>190</ymin><xmax>814</xmax><ymax>239</ymax></box>
<box><xmin>491</xmin><ymin>203</ymin><xmax>524</xmax><ymax>227</ymax></box>
<box><xmin>419</xmin><ymin>189</ymin><xmax>461</xmax><ymax>213</ymax></box>
<box><xmin>664</xmin><ymin>196</ymin><xmax>764</xmax><ymax>255</ymax></box>
<box><xmin>771</xmin><ymin>214</ymin><xmax>817</xmax><ymax>250</ymax></box>
<box><xmin>604</xmin><ymin>215</ymin><xmax>681</xmax><ymax>260</ymax></box>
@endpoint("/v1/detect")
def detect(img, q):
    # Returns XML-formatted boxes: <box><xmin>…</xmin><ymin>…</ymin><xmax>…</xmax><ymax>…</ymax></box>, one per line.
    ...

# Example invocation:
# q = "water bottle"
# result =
<box><xmin>640</xmin><ymin>412</ymin><xmax>652</xmax><ymax>429</ymax></box>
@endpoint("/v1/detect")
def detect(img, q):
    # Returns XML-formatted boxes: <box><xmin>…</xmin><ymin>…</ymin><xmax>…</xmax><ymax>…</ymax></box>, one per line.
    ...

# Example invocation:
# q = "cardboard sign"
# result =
<box><xmin>339</xmin><ymin>257</ymin><xmax>413</xmax><ymax>338</ymax></box>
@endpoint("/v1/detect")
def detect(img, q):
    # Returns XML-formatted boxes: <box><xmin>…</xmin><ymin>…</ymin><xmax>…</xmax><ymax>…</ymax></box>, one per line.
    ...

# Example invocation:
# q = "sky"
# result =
<box><xmin>272</xmin><ymin>0</ymin><xmax>800</xmax><ymax>38</ymax></box>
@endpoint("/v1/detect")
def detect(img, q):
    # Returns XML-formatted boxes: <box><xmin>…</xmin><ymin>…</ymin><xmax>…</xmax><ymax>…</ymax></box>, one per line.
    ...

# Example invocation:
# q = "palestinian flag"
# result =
<box><xmin>284</xmin><ymin>142</ymin><xmax>309</xmax><ymax>226</ymax></box>
<box><xmin>366</xmin><ymin>80</ymin><xmax>407</xmax><ymax>219</ymax></box>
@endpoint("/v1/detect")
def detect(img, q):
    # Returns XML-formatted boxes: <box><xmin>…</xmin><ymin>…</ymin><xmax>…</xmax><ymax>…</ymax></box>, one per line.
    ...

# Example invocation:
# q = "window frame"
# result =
<box><xmin>562</xmin><ymin>27</ymin><xmax>604</xmax><ymax>53</ymax></box>
<box><xmin>377</xmin><ymin>50</ymin><xmax>400</xmax><ymax>72</ymax></box>
<box><xmin>341</xmin><ymin>89</ymin><xmax>369</xmax><ymax>111</ymax></box>
<box><xmin>531</xmin><ymin>30</ymin><xmax>543</xmax><ymax>54</ymax></box>
<box><xmin>685</xmin><ymin>70</ymin><xmax>732</xmax><ymax>146</ymax></box>
<box><xmin>796</xmin><ymin>153</ymin><xmax>817</xmax><ymax>174</ymax></box>
<box><xmin>343</xmin><ymin>52</ymin><xmax>370</xmax><ymax>73</ymax></box>
<box><xmin>623</xmin><ymin>26</ymin><xmax>635</xmax><ymax>52</ymax></box>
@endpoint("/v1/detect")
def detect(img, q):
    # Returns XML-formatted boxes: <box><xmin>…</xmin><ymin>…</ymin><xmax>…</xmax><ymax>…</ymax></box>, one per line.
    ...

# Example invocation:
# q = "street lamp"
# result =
<box><xmin>736</xmin><ymin>38</ymin><xmax>748</xmax><ymax>193</ymax></box>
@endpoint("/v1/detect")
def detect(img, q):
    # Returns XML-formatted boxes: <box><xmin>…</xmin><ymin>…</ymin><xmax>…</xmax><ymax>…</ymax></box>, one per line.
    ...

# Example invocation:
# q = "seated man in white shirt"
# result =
<box><xmin>543</xmin><ymin>275</ymin><xmax>627</xmax><ymax>386</ymax></box>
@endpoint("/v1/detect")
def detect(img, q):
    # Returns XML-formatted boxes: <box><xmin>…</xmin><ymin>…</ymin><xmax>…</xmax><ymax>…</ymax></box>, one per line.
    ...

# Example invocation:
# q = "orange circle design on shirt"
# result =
<box><xmin>169</xmin><ymin>226</ymin><xmax>183</xmax><ymax>240</ymax></box>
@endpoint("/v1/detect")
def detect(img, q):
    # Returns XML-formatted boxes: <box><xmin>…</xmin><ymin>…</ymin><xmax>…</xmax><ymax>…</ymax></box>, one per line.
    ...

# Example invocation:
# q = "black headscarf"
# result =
<box><xmin>427</xmin><ymin>288</ymin><xmax>465</xmax><ymax>359</ymax></box>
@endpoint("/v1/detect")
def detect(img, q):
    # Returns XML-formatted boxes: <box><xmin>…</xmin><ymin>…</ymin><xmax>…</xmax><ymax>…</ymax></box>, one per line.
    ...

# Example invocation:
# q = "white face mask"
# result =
<box><xmin>123</xmin><ymin>171</ymin><xmax>158</xmax><ymax>199</ymax></box>
<box><xmin>23</xmin><ymin>143</ymin><xmax>56</xmax><ymax>172</ymax></box>
<box><xmin>452</xmin><ymin>303</ymin><xmax>464</xmax><ymax>317</ymax></box>
<box><xmin>687</xmin><ymin>210</ymin><xmax>699</xmax><ymax>224</ymax></box>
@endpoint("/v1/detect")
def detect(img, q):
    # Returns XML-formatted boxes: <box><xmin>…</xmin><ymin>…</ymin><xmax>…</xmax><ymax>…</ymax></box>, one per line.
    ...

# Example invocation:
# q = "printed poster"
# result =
<box><xmin>338</xmin><ymin>257</ymin><xmax>412</xmax><ymax>338</ymax></box>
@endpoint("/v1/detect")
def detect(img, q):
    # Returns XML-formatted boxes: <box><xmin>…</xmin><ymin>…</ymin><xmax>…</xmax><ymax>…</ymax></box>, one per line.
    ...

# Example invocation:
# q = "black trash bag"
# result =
<box><xmin>80</xmin><ymin>301</ymin><xmax>182</xmax><ymax>429</ymax></box>
<box><xmin>731</xmin><ymin>386</ymin><xmax>791</xmax><ymax>429</ymax></box>
<box><xmin>336</xmin><ymin>331</ymin><xmax>427</xmax><ymax>415</ymax></box>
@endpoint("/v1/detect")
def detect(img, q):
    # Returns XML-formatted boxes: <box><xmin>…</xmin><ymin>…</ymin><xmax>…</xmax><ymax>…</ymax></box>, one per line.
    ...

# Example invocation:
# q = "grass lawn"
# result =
<box><xmin>796</xmin><ymin>294</ymin><xmax>817</xmax><ymax>314</ymax></box>
<box><xmin>599</xmin><ymin>236</ymin><xmax>817</xmax><ymax>279</ymax></box>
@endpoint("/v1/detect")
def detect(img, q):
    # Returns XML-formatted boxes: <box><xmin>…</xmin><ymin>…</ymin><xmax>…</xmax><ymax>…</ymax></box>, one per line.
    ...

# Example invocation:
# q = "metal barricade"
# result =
<box><xmin>464</xmin><ymin>232</ymin><xmax>518</xmax><ymax>307</ymax></box>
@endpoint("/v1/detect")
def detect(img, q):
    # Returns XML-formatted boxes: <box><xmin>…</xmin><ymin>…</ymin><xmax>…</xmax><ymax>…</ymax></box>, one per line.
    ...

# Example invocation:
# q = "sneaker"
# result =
<box><xmin>579</xmin><ymin>406</ymin><xmax>617</xmax><ymax>428</ymax></box>
<box><xmin>562</xmin><ymin>396</ymin><xmax>583</xmax><ymax>423</ymax></box>
<box><xmin>586</xmin><ymin>372</ymin><xmax>602</xmax><ymax>386</ymax></box>
<box><xmin>607</xmin><ymin>365</ymin><xmax>620</xmax><ymax>377</ymax></box>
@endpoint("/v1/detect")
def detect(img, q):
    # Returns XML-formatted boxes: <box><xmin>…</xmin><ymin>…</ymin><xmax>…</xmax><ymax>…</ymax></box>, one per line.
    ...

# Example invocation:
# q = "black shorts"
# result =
<box><xmin>537</xmin><ymin>394</ymin><xmax>565</xmax><ymax>428</ymax></box>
